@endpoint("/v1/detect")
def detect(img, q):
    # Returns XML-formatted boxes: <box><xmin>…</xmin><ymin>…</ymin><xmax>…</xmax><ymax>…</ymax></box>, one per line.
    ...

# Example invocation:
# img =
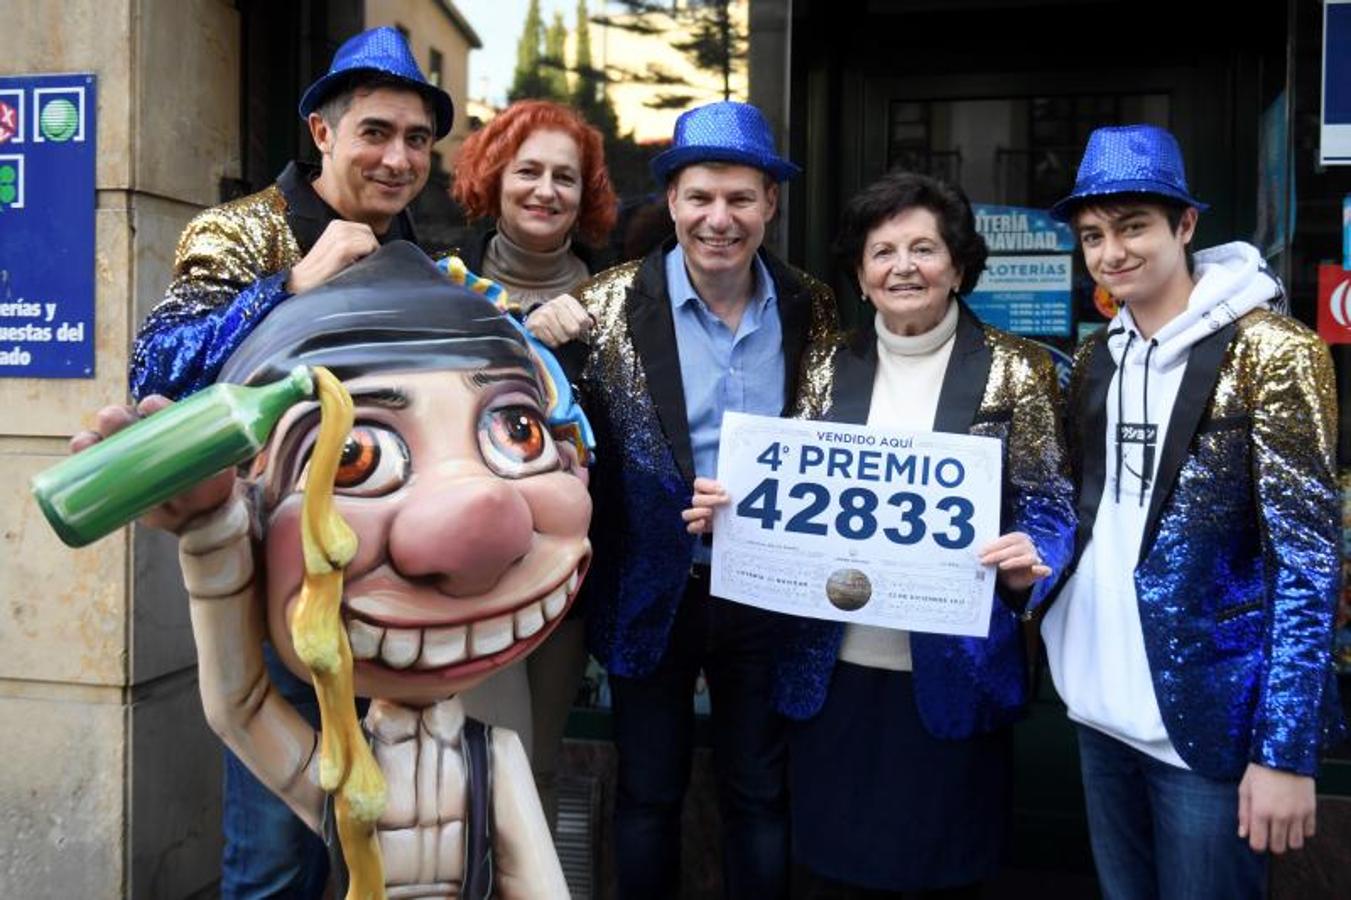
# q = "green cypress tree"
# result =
<box><xmin>574</xmin><ymin>0</ymin><xmax>595</xmax><ymax>102</ymax></box>
<box><xmin>543</xmin><ymin>11</ymin><xmax>570</xmax><ymax>100</ymax></box>
<box><xmin>572</xmin><ymin>0</ymin><xmax>619</xmax><ymax>133</ymax></box>
<box><xmin>508</xmin><ymin>0</ymin><xmax>546</xmax><ymax>101</ymax></box>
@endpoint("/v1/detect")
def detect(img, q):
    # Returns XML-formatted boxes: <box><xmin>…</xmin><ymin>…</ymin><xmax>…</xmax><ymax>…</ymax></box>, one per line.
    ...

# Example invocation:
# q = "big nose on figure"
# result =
<box><xmin>387</xmin><ymin>475</ymin><xmax>535</xmax><ymax>597</ymax></box>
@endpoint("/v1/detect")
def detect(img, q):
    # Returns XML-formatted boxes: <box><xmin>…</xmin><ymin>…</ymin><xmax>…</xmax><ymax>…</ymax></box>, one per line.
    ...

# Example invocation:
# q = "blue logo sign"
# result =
<box><xmin>0</xmin><ymin>74</ymin><xmax>95</xmax><ymax>378</ymax></box>
<box><xmin>973</xmin><ymin>204</ymin><xmax>1076</xmax><ymax>253</ymax></box>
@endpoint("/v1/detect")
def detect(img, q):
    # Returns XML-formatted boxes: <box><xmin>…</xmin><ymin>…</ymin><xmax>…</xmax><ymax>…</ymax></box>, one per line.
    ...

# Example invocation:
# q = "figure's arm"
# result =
<box><xmin>179</xmin><ymin>489</ymin><xmax>325</xmax><ymax>831</ymax></box>
<box><xmin>1001</xmin><ymin>348</ymin><xmax>1077</xmax><ymax>615</ymax></box>
<box><xmin>489</xmin><ymin>727</ymin><xmax>569</xmax><ymax>899</ymax></box>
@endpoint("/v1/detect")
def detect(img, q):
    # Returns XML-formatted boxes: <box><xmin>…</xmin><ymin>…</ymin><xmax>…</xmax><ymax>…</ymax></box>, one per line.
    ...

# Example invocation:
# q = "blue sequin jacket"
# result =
<box><xmin>773</xmin><ymin>304</ymin><xmax>1077</xmax><ymax>739</ymax></box>
<box><xmin>1053</xmin><ymin>310</ymin><xmax>1345</xmax><ymax>778</ymax></box>
<box><xmin>128</xmin><ymin>162</ymin><xmax>417</xmax><ymax>400</ymax></box>
<box><xmin>577</xmin><ymin>242</ymin><xmax>838</xmax><ymax>678</ymax></box>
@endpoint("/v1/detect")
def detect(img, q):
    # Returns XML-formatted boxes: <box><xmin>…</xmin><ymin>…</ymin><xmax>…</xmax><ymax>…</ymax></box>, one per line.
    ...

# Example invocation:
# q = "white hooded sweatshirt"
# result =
<box><xmin>1041</xmin><ymin>242</ymin><xmax>1284</xmax><ymax>766</ymax></box>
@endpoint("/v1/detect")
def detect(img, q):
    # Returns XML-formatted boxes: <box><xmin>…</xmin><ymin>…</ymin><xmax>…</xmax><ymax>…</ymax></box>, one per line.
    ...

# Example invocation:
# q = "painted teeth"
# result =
<box><xmin>514</xmin><ymin>602</ymin><xmax>545</xmax><ymax>639</ymax></box>
<box><xmin>381</xmin><ymin>627</ymin><xmax>421</xmax><ymax>669</ymax></box>
<box><xmin>343</xmin><ymin>566</ymin><xmax>582</xmax><ymax>668</ymax></box>
<box><xmin>418</xmin><ymin>625</ymin><xmax>467</xmax><ymax>669</ymax></box>
<box><xmin>543</xmin><ymin>584</ymin><xmax>568</xmax><ymax>621</ymax></box>
<box><xmin>347</xmin><ymin>619</ymin><xmax>384</xmax><ymax>661</ymax></box>
<box><xmin>469</xmin><ymin>614</ymin><xmax>514</xmax><ymax>658</ymax></box>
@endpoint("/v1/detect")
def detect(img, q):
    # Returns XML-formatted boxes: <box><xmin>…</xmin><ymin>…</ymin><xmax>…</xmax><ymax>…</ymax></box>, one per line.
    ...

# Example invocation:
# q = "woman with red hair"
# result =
<box><xmin>453</xmin><ymin>99</ymin><xmax>617</xmax><ymax>311</ymax></box>
<box><xmin>451</xmin><ymin>99</ymin><xmax>616</xmax><ymax>835</ymax></box>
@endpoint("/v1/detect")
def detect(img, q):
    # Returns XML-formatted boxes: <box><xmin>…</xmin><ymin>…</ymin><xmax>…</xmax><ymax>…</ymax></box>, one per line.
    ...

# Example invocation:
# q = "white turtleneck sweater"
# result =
<box><xmin>838</xmin><ymin>301</ymin><xmax>959</xmax><ymax>671</ymax></box>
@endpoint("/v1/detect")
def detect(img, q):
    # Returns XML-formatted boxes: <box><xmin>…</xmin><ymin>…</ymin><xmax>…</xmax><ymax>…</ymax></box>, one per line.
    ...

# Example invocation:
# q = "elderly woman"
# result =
<box><xmin>450</xmin><ymin>98</ymin><xmax>617</xmax><ymax>829</ymax></box>
<box><xmin>685</xmin><ymin>172</ymin><xmax>1076</xmax><ymax>897</ymax></box>
<box><xmin>452</xmin><ymin>99</ymin><xmax>616</xmax><ymax>314</ymax></box>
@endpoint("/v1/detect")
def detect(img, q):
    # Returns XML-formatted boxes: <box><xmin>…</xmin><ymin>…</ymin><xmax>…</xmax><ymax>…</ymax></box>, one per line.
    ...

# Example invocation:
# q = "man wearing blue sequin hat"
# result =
<box><xmin>1040</xmin><ymin>124</ymin><xmax>1345</xmax><ymax>897</ymax></box>
<box><xmin>129</xmin><ymin>25</ymin><xmax>452</xmax><ymax>404</ymax></box>
<box><xmin>528</xmin><ymin>100</ymin><xmax>837</xmax><ymax>897</ymax></box>
<box><xmin>119</xmin><ymin>26</ymin><xmax>452</xmax><ymax>899</ymax></box>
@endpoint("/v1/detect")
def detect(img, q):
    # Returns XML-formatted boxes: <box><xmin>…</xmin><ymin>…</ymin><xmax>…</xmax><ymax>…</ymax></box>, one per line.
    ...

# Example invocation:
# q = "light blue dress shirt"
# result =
<box><xmin>666</xmin><ymin>245</ymin><xmax>786</xmax><ymax>563</ymax></box>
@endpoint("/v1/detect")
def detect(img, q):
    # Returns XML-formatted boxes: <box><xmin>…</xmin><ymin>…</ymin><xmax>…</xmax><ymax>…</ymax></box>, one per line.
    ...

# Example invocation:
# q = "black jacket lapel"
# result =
<box><xmin>933</xmin><ymin>304</ymin><xmax>992</xmax><ymax>435</ymax></box>
<box><xmin>1138</xmin><ymin>321</ymin><xmax>1237</xmax><ymax>564</ymax></box>
<box><xmin>1073</xmin><ymin>330</ymin><xmax>1116</xmax><ymax>560</ymax></box>
<box><xmin>770</xmin><ymin>252</ymin><xmax>811</xmax><ymax>407</ymax></box>
<box><xmin>626</xmin><ymin>249</ymin><xmax>696</xmax><ymax>483</ymax></box>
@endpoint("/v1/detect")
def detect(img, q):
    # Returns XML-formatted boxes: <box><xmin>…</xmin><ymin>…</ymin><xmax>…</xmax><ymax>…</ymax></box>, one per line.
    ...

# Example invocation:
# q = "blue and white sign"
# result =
<box><xmin>972</xmin><ymin>204</ymin><xmax>1076</xmax><ymax>253</ymax></box>
<box><xmin>966</xmin><ymin>254</ymin><xmax>1073</xmax><ymax>337</ymax></box>
<box><xmin>711</xmin><ymin>412</ymin><xmax>1001</xmax><ymax>637</ymax></box>
<box><xmin>0</xmin><ymin>73</ymin><xmax>96</xmax><ymax>378</ymax></box>
<box><xmin>1323</xmin><ymin>1</ymin><xmax>1351</xmax><ymax>165</ymax></box>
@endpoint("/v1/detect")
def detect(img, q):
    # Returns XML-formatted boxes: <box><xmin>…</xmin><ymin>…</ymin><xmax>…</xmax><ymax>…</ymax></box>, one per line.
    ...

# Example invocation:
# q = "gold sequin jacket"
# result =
<box><xmin>1055</xmin><ymin>310</ymin><xmax>1344</xmax><ymax>777</ymax></box>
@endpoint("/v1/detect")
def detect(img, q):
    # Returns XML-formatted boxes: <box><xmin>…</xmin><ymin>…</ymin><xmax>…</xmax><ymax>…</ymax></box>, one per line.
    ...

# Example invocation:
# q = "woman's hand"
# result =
<box><xmin>979</xmin><ymin>531</ymin><xmax>1051</xmax><ymax>594</ymax></box>
<box><xmin>525</xmin><ymin>293</ymin><xmax>593</xmax><ymax>347</ymax></box>
<box><xmin>681</xmin><ymin>477</ymin><xmax>729</xmax><ymax>535</ymax></box>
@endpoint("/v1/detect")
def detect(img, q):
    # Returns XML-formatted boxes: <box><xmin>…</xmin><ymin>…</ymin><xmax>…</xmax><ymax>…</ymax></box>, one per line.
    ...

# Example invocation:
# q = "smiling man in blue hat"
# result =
<box><xmin>1040</xmin><ymin>124</ymin><xmax>1344</xmax><ymax>898</ymax></box>
<box><xmin>116</xmin><ymin>26</ymin><xmax>452</xmax><ymax>899</ymax></box>
<box><xmin>528</xmin><ymin>100</ymin><xmax>837</xmax><ymax>898</ymax></box>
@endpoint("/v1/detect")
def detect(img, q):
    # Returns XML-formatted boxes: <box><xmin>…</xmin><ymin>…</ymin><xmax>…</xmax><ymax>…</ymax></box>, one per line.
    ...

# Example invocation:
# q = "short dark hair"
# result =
<box><xmin>834</xmin><ymin>172</ymin><xmax>988</xmax><ymax>296</ymax></box>
<box><xmin>1068</xmin><ymin>193</ymin><xmax>1196</xmax><ymax>273</ymax></box>
<box><xmin>315</xmin><ymin>71</ymin><xmax>437</xmax><ymax>133</ymax></box>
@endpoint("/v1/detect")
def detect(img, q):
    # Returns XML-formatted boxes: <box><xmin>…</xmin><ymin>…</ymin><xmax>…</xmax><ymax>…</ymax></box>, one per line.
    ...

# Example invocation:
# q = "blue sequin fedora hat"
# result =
<box><xmin>1050</xmin><ymin>124</ymin><xmax>1208</xmax><ymax>222</ymax></box>
<box><xmin>650</xmin><ymin>101</ymin><xmax>802</xmax><ymax>184</ymax></box>
<box><xmin>299</xmin><ymin>26</ymin><xmax>454</xmax><ymax>139</ymax></box>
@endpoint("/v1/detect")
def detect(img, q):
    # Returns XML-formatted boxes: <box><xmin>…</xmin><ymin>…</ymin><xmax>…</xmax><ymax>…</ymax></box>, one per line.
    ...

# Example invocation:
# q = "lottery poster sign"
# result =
<box><xmin>711</xmin><ymin>412</ymin><xmax>1002</xmax><ymax>638</ymax></box>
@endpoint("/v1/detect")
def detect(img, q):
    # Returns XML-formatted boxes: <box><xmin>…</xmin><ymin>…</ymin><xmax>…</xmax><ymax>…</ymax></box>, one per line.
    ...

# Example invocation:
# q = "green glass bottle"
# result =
<box><xmin>32</xmin><ymin>366</ymin><xmax>315</xmax><ymax>548</ymax></box>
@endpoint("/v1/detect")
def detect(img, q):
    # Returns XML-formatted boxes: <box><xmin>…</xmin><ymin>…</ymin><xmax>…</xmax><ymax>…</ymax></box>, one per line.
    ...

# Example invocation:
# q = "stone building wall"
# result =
<box><xmin>0</xmin><ymin>0</ymin><xmax>240</xmax><ymax>896</ymax></box>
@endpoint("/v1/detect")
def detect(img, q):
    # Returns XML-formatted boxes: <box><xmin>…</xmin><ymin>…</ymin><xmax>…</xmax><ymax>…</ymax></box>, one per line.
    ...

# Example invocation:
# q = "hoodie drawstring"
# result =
<box><xmin>1138</xmin><ymin>339</ymin><xmax>1158</xmax><ymax>506</ymax></box>
<box><xmin>1112</xmin><ymin>331</ymin><xmax>1159</xmax><ymax>505</ymax></box>
<box><xmin>1113</xmin><ymin>330</ymin><xmax>1134</xmax><ymax>504</ymax></box>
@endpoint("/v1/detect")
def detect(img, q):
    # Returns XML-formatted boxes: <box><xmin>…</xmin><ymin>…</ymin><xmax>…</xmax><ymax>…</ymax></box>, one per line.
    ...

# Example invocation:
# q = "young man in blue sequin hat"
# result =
<box><xmin>117</xmin><ymin>26</ymin><xmax>452</xmax><ymax>899</ymax></box>
<box><xmin>1040</xmin><ymin>123</ymin><xmax>1345</xmax><ymax>898</ymax></box>
<box><xmin>528</xmin><ymin>100</ymin><xmax>838</xmax><ymax>898</ymax></box>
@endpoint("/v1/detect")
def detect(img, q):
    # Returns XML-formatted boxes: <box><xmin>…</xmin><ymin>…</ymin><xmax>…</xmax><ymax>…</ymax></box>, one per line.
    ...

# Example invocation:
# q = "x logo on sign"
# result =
<box><xmin>0</xmin><ymin>102</ymin><xmax>16</xmax><ymax>144</ymax></box>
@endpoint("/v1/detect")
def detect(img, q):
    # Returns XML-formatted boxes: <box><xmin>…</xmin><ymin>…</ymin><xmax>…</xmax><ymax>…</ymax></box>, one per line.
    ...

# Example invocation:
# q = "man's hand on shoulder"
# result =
<box><xmin>1237</xmin><ymin>762</ymin><xmax>1316</xmax><ymax>853</ymax></box>
<box><xmin>285</xmin><ymin>220</ymin><xmax>380</xmax><ymax>294</ymax></box>
<box><xmin>525</xmin><ymin>293</ymin><xmax>593</xmax><ymax>348</ymax></box>
<box><xmin>72</xmin><ymin>396</ymin><xmax>236</xmax><ymax>534</ymax></box>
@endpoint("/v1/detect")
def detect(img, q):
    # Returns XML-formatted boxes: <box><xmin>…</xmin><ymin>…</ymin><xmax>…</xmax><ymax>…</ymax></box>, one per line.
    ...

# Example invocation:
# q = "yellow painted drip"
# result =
<box><xmin>291</xmin><ymin>366</ymin><xmax>388</xmax><ymax>900</ymax></box>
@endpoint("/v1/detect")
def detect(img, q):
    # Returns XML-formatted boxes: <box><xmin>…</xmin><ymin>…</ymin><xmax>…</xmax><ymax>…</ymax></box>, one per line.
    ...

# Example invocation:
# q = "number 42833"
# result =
<box><xmin>734</xmin><ymin>477</ymin><xmax>975</xmax><ymax>549</ymax></box>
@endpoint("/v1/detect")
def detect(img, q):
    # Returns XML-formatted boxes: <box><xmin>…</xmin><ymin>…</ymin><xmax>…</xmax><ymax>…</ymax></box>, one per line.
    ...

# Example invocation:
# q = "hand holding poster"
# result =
<box><xmin>711</xmin><ymin>411</ymin><xmax>1002</xmax><ymax>638</ymax></box>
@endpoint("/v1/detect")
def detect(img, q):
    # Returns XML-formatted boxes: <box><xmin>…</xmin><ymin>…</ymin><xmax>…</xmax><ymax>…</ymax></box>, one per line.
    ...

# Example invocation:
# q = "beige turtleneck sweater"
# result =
<box><xmin>481</xmin><ymin>226</ymin><xmax>591</xmax><ymax>312</ymax></box>
<box><xmin>837</xmin><ymin>300</ymin><xmax>960</xmax><ymax>671</ymax></box>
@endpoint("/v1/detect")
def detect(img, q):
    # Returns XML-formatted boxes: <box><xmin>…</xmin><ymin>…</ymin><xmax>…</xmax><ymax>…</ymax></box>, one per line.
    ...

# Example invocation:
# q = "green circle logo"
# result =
<box><xmin>40</xmin><ymin>99</ymin><xmax>79</xmax><ymax>142</ymax></box>
<box><xmin>0</xmin><ymin>164</ymin><xmax>15</xmax><ymax>205</ymax></box>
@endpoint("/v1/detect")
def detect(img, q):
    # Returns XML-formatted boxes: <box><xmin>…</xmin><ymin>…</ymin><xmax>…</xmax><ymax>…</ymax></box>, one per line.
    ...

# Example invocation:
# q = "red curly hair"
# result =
<box><xmin>453</xmin><ymin>100</ymin><xmax>618</xmax><ymax>246</ymax></box>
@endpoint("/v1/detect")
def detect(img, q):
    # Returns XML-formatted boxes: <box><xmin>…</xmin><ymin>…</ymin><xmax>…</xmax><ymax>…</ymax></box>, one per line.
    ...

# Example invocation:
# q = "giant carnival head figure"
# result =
<box><xmin>220</xmin><ymin>241</ymin><xmax>592</xmax><ymax>703</ymax></box>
